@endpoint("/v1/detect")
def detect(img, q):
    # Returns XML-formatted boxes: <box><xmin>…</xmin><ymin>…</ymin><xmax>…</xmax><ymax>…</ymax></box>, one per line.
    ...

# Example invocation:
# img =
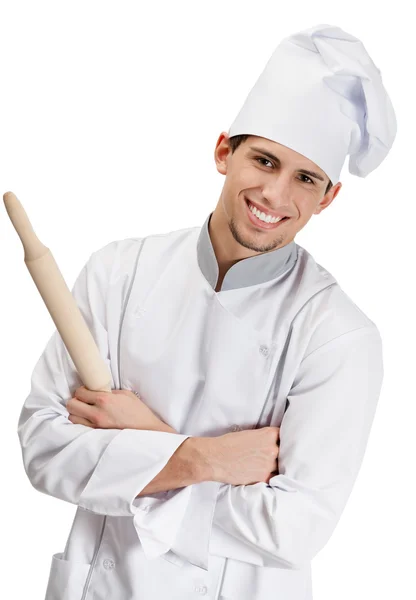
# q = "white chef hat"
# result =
<box><xmin>228</xmin><ymin>23</ymin><xmax>397</xmax><ymax>184</ymax></box>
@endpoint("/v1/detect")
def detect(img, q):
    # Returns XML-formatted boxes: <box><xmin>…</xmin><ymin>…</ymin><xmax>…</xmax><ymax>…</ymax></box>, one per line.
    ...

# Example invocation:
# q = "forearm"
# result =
<box><xmin>135</xmin><ymin>435</ymin><xmax>212</xmax><ymax>496</ymax></box>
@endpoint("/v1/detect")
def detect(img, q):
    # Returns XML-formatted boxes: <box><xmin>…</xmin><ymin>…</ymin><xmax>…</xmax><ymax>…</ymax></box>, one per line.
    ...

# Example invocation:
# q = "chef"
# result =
<box><xmin>17</xmin><ymin>23</ymin><xmax>396</xmax><ymax>600</ymax></box>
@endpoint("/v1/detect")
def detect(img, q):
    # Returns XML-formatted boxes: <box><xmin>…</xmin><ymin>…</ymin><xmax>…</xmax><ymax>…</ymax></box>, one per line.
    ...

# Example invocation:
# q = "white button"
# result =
<box><xmin>103</xmin><ymin>558</ymin><xmax>115</xmax><ymax>570</ymax></box>
<box><xmin>141</xmin><ymin>505</ymin><xmax>150</xmax><ymax>512</ymax></box>
<box><xmin>134</xmin><ymin>306</ymin><xmax>146</xmax><ymax>318</ymax></box>
<box><xmin>194</xmin><ymin>585</ymin><xmax>208</xmax><ymax>595</ymax></box>
<box><xmin>230</xmin><ymin>424</ymin><xmax>241</xmax><ymax>432</ymax></box>
<box><xmin>259</xmin><ymin>344</ymin><xmax>269</xmax><ymax>357</ymax></box>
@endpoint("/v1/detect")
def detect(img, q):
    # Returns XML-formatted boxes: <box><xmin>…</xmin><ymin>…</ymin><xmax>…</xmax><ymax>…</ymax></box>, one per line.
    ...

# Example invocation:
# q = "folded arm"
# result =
<box><xmin>169</xmin><ymin>325</ymin><xmax>384</xmax><ymax>570</ymax></box>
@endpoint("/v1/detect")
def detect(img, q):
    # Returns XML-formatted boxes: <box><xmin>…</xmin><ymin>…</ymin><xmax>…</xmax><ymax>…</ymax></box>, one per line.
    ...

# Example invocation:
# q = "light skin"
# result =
<box><xmin>67</xmin><ymin>134</ymin><xmax>342</xmax><ymax>495</ymax></box>
<box><xmin>210</xmin><ymin>132</ymin><xmax>342</xmax><ymax>290</ymax></box>
<box><xmin>68</xmin><ymin>386</ymin><xmax>280</xmax><ymax>494</ymax></box>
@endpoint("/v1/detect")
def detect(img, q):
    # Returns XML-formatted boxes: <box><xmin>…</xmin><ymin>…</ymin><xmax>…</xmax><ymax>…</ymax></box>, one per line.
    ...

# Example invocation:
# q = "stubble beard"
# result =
<box><xmin>228</xmin><ymin>215</ymin><xmax>286</xmax><ymax>254</ymax></box>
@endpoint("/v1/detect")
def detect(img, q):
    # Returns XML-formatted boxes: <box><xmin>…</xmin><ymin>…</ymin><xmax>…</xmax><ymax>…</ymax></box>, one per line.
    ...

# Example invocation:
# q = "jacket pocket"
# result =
<box><xmin>44</xmin><ymin>552</ymin><xmax>91</xmax><ymax>600</ymax></box>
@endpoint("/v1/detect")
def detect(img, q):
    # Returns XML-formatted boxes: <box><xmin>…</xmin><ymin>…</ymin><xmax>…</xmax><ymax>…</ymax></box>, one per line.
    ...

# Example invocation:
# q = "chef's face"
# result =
<box><xmin>213</xmin><ymin>132</ymin><xmax>342</xmax><ymax>254</ymax></box>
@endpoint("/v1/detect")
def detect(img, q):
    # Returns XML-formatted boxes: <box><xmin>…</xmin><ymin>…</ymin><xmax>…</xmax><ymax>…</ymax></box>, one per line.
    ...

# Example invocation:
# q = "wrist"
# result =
<box><xmin>180</xmin><ymin>436</ymin><xmax>216</xmax><ymax>483</ymax></box>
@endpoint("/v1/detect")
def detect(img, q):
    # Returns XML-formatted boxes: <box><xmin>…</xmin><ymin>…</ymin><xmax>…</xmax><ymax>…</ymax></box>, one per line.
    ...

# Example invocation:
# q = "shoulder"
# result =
<box><xmin>89</xmin><ymin>224</ymin><xmax>200</xmax><ymax>283</ymax></box>
<box><xmin>294</xmin><ymin>244</ymin><xmax>381</xmax><ymax>353</ymax></box>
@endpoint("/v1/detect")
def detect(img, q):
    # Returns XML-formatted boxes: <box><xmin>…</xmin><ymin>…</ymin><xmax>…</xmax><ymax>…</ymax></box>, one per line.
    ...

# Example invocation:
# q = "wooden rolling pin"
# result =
<box><xmin>3</xmin><ymin>191</ymin><xmax>112</xmax><ymax>393</ymax></box>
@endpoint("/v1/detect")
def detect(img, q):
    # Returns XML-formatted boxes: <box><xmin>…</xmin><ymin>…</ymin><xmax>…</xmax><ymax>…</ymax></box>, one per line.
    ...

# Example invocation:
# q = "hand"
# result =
<box><xmin>200</xmin><ymin>426</ymin><xmax>280</xmax><ymax>486</ymax></box>
<box><xmin>67</xmin><ymin>386</ymin><xmax>177</xmax><ymax>433</ymax></box>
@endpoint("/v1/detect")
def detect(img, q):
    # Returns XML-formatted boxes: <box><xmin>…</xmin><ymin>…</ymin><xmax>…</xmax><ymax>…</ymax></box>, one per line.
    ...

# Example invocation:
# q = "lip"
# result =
<box><xmin>245</xmin><ymin>198</ymin><xmax>290</xmax><ymax>230</ymax></box>
<box><xmin>245</xmin><ymin>197</ymin><xmax>290</xmax><ymax>219</ymax></box>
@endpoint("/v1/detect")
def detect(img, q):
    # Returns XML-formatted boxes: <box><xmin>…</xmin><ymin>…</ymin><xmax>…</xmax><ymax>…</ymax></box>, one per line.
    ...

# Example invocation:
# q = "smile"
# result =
<box><xmin>245</xmin><ymin>198</ymin><xmax>290</xmax><ymax>230</ymax></box>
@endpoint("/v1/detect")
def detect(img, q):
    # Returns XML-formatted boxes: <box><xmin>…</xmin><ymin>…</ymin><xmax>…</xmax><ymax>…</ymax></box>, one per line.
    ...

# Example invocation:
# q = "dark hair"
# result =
<box><xmin>228</xmin><ymin>134</ymin><xmax>333</xmax><ymax>194</ymax></box>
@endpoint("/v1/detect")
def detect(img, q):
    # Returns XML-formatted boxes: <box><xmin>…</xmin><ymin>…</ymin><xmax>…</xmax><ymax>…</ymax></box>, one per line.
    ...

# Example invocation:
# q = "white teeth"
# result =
<box><xmin>249</xmin><ymin>203</ymin><xmax>283</xmax><ymax>224</ymax></box>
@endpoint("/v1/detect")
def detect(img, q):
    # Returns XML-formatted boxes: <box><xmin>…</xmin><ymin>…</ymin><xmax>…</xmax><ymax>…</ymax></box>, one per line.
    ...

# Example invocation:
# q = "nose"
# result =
<box><xmin>262</xmin><ymin>174</ymin><xmax>292</xmax><ymax>208</ymax></box>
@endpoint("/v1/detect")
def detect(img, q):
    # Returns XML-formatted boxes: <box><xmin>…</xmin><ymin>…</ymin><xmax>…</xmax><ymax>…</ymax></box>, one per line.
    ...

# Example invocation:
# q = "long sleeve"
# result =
<box><xmin>172</xmin><ymin>325</ymin><xmax>384</xmax><ymax>570</ymax></box>
<box><xmin>17</xmin><ymin>243</ymin><xmax>192</xmax><ymax>558</ymax></box>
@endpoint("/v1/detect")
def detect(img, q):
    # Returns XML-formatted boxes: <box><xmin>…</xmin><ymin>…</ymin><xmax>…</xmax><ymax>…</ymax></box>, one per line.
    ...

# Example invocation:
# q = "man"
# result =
<box><xmin>17</xmin><ymin>24</ymin><xmax>396</xmax><ymax>600</ymax></box>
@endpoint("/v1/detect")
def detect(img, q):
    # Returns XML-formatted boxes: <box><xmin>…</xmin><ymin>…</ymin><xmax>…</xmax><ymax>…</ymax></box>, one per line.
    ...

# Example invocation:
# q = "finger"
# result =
<box><xmin>68</xmin><ymin>414</ymin><xmax>96</xmax><ymax>428</ymax></box>
<box><xmin>67</xmin><ymin>397</ymin><xmax>98</xmax><ymax>421</ymax></box>
<box><xmin>74</xmin><ymin>385</ymin><xmax>108</xmax><ymax>405</ymax></box>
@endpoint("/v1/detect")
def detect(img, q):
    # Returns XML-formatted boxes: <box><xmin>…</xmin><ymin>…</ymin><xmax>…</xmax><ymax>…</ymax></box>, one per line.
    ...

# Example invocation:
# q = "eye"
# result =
<box><xmin>298</xmin><ymin>174</ymin><xmax>314</xmax><ymax>185</ymax></box>
<box><xmin>255</xmin><ymin>157</ymin><xmax>274</xmax><ymax>168</ymax></box>
<box><xmin>255</xmin><ymin>158</ymin><xmax>315</xmax><ymax>185</ymax></box>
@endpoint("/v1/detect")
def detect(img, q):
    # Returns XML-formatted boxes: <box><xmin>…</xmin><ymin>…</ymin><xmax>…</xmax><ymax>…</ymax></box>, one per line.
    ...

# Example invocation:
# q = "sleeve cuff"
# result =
<box><xmin>169</xmin><ymin>480</ymin><xmax>221</xmax><ymax>570</ymax></box>
<box><xmin>78</xmin><ymin>428</ymin><xmax>191</xmax><ymax>516</ymax></box>
<box><xmin>133</xmin><ymin>485</ymin><xmax>193</xmax><ymax>558</ymax></box>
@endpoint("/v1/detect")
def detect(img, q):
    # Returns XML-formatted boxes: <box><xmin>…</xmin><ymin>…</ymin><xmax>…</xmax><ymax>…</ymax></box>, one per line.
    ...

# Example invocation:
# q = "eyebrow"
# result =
<box><xmin>248</xmin><ymin>145</ymin><xmax>326</xmax><ymax>182</ymax></box>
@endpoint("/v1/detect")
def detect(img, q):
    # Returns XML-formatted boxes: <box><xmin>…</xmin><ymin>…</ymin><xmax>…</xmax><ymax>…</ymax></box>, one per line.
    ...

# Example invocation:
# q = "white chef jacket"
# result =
<box><xmin>17</xmin><ymin>211</ymin><xmax>384</xmax><ymax>600</ymax></box>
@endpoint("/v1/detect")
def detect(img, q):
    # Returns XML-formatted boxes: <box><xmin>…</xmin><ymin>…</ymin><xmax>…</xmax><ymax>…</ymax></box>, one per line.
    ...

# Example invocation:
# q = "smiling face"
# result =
<box><xmin>212</xmin><ymin>132</ymin><xmax>342</xmax><ymax>256</ymax></box>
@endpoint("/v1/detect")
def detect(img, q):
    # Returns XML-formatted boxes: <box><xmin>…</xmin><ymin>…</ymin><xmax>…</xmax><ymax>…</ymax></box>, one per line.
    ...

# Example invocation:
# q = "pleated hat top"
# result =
<box><xmin>228</xmin><ymin>23</ymin><xmax>397</xmax><ymax>183</ymax></box>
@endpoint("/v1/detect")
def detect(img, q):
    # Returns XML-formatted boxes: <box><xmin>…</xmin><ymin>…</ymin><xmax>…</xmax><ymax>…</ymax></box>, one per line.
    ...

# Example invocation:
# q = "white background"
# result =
<box><xmin>0</xmin><ymin>1</ymin><xmax>413</xmax><ymax>598</ymax></box>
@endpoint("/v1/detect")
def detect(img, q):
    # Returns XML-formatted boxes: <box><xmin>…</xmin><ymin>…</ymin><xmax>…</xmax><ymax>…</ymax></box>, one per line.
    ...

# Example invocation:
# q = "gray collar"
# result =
<box><xmin>197</xmin><ymin>211</ymin><xmax>298</xmax><ymax>291</ymax></box>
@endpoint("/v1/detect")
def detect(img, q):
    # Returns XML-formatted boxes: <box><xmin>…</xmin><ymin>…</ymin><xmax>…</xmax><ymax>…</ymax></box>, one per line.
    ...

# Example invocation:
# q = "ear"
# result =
<box><xmin>214</xmin><ymin>131</ymin><xmax>232</xmax><ymax>176</ymax></box>
<box><xmin>315</xmin><ymin>181</ymin><xmax>342</xmax><ymax>214</ymax></box>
